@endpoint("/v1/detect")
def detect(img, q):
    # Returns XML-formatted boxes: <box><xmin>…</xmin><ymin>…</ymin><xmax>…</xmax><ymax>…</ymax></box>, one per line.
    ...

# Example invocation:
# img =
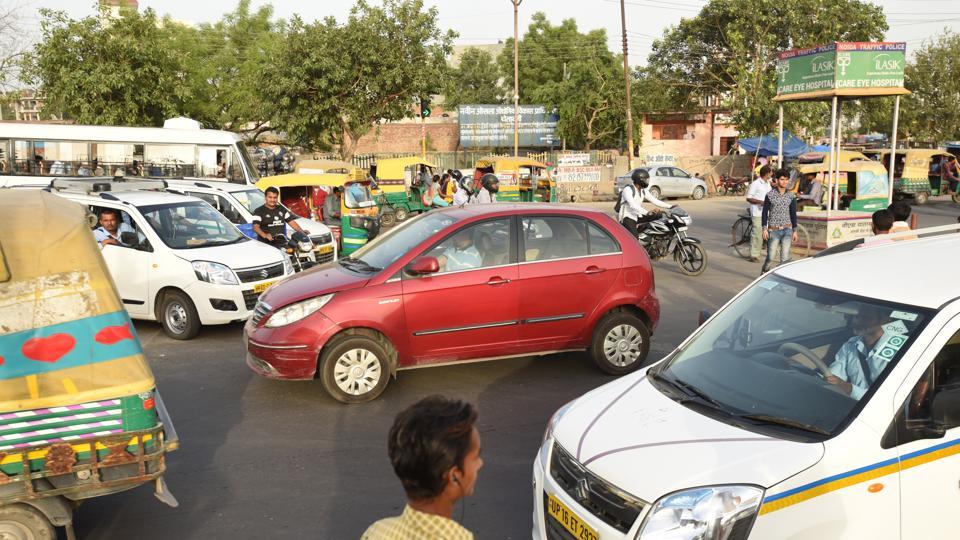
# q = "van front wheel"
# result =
<box><xmin>0</xmin><ymin>504</ymin><xmax>56</xmax><ymax>540</ymax></box>
<box><xmin>590</xmin><ymin>312</ymin><xmax>651</xmax><ymax>375</ymax></box>
<box><xmin>160</xmin><ymin>291</ymin><xmax>200</xmax><ymax>340</ymax></box>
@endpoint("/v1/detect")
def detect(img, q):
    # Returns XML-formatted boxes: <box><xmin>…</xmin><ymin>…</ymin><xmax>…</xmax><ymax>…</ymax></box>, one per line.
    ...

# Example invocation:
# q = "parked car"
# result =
<box><xmin>165</xmin><ymin>179</ymin><xmax>337</xmax><ymax>264</ymax></box>
<box><xmin>615</xmin><ymin>166</ymin><xmax>707</xmax><ymax>200</ymax></box>
<box><xmin>533</xmin><ymin>225</ymin><xmax>960</xmax><ymax>540</ymax></box>
<box><xmin>244</xmin><ymin>204</ymin><xmax>661</xmax><ymax>403</ymax></box>
<box><xmin>48</xmin><ymin>178</ymin><xmax>292</xmax><ymax>339</ymax></box>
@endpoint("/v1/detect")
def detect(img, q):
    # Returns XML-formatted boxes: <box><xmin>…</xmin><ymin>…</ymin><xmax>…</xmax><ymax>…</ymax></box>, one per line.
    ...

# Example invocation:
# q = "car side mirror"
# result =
<box><xmin>407</xmin><ymin>256</ymin><xmax>439</xmax><ymax>276</ymax></box>
<box><xmin>120</xmin><ymin>231</ymin><xmax>138</xmax><ymax>246</ymax></box>
<box><xmin>698</xmin><ymin>310</ymin><xmax>712</xmax><ymax>327</ymax></box>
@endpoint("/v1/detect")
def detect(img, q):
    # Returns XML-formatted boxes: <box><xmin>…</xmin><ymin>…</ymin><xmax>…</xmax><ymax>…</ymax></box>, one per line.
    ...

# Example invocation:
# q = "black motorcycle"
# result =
<box><xmin>271</xmin><ymin>231</ymin><xmax>316</xmax><ymax>272</ymax></box>
<box><xmin>637</xmin><ymin>207</ymin><xmax>708</xmax><ymax>276</ymax></box>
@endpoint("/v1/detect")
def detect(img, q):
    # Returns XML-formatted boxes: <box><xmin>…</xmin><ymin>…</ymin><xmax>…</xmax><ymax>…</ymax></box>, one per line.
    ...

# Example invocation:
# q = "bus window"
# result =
<box><xmin>0</xmin><ymin>140</ymin><xmax>8</xmax><ymax>173</ymax></box>
<box><xmin>91</xmin><ymin>142</ymin><xmax>141</xmax><ymax>177</ymax></box>
<box><xmin>13</xmin><ymin>140</ymin><xmax>35</xmax><ymax>174</ymax></box>
<box><xmin>198</xmin><ymin>146</ymin><xmax>229</xmax><ymax>178</ymax></box>
<box><xmin>234</xmin><ymin>143</ymin><xmax>259</xmax><ymax>184</ymax></box>
<box><xmin>144</xmin><ymin>144</ymin><xmax>195</xmax><ymax>178</ymax></box>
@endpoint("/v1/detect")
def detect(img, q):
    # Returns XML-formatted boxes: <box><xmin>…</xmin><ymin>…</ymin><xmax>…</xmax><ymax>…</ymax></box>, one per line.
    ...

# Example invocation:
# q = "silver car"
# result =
<box><xmin>615</xmin><ymin>166</ymin><xmax>707</xmax><ymax>200</ymax></box>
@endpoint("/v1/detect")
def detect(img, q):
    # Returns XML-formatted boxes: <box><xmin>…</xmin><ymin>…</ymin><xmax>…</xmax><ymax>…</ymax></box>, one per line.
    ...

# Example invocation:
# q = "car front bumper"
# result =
<box><xmin>243</xmin><ymin>311</ymin><xmax>342</xmax><ymax>380</ymax></box>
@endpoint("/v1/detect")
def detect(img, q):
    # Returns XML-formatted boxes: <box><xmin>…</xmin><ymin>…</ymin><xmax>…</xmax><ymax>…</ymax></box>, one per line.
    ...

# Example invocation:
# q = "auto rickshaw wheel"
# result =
<box><xmin>913</xmin><ymin>191</ymin><xmax>929</xmax><ymax>205</ymax></box>
<box><xmin>0</xmin><ymin>504</ymin><xmax>56</xmax><ymax>540</ymax></box>
<box><xmin>380</xmin><ymin>212</ymin><xmax>396</xmax><ymax>228</ymax></box>
<box><xmin>952</xmin><ymin>193</ymin><xmax>960</xmax><ymax>204</ymax></box>
<box><xmin>394</xmin><ymin>207</ymin><xmax>409</xmax><ymax>222</ymax></box>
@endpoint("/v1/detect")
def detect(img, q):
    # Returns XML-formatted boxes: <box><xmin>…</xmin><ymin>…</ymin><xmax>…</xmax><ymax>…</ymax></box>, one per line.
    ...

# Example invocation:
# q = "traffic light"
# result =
<box><xmin>420</xmin><ymin>97</ymin><xmax>431</xmax><ymax>118</ymax></box>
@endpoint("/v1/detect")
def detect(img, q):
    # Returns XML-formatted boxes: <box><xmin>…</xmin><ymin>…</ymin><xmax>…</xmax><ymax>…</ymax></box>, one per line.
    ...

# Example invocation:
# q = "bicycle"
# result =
<box><xmin>731</xmin><ymin>213</ymin><xmax>811</xmax><ymax>259</ymax></box>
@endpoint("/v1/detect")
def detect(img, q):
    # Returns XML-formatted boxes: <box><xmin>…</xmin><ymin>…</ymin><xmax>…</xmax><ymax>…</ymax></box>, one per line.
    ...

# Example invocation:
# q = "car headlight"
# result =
<box><xmin>264</xmin><ymin>294</ymin><xmax>334</xmax><ymax>328</ymax></box>
<box><xmin>192</xmin><ymin>261</ymin><xmax>238</xmax><ymax>285</ymax></box>
<box><xmin>539</xmin><ymin>399</ymin><xmax>576</xmax><ymax>466</ymax></box>
<box><xmin>282</xmin><ymin>256</ymin><xmax>294</xmax><ymax>275</ymax></box>
<box><xmin>637</xmin><ymin>485</ymin><xmax>763</xmax><ymax>540</ymax></box>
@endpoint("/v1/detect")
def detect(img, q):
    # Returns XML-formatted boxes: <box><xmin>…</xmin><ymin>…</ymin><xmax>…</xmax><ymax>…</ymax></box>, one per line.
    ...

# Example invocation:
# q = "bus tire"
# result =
<box><xmin>0</xmin><ymin>504</ymin><xmax>56</xmax><ymax>540</ymax></box>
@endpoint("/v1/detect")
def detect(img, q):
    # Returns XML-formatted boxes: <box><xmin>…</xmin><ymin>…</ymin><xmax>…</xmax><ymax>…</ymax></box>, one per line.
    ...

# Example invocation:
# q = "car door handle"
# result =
<box><xmin>584</xmin><ymin>266</ymin><xmax>606</xmax><ymax>274</ymax></box>
<box><xmin>487</xmin><ymin>277</ymin><xmax>511</xmax><ymax>285</ymax></box>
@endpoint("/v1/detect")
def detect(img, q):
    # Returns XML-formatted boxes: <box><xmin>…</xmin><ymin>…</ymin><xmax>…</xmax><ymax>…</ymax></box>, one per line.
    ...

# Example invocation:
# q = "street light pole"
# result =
<box><xmin>620</xmin><ymin>0</ymin><xmax>634</xmax><ymax>169</ymax></box>
<box><xmin>511</xmin><ymin>0</ymin><xmax>522</xmax><ymax>157</ymax></box>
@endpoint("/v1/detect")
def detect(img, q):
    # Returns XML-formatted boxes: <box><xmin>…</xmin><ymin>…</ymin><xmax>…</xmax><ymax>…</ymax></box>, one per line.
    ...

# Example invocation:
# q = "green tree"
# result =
<box><xmin>901</xmin><ymin>31</ymin><xmax>960</xmax><ymax>142</ymax></box>
<box><xmin>21</xmin><ymin>7</ymin><xmax>191</xmax><ymax>126</ymax></box>
<box><xmin>646</xmin><ymin>0</ymin><xmax>888</xmax><ymax>136</ymax></box>
<box><xmin>498</xmin><ymin>13</ymin><xmax>629</xmax><ymax>149</ymax></box>
<box><xmin>263</xmin><ymin>0</ymin><xmax>455</xmax><ymax>159</ymax></box>
<box><xmin>443</xmin><ymin>47</ymin><xmax>502</xmax><ymax>109</ymax></box>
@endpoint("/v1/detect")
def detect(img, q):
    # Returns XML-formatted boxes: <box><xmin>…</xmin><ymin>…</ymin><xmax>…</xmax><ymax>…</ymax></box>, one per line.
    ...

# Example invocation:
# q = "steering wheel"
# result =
<box><xmin>777</xmin><ymin>342</ymin><xmax>832</xmax><ymax>378</ymax></box>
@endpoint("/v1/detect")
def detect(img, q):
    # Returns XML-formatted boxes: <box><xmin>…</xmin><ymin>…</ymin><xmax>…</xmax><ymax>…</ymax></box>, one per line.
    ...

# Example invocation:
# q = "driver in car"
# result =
<box><xmin>826</xmin><ymin>306</ymin><xmax>897</xmax><ymax>399</ymax></box>
<box><xmin>94</xmin><ymin>208</ymin><xmax>135</xmax><ymax>247</ymax></box>
<box><xmin>438</xmin><ymin>229</ymin><xmax>481</xmax><ymax>272</ymax></box>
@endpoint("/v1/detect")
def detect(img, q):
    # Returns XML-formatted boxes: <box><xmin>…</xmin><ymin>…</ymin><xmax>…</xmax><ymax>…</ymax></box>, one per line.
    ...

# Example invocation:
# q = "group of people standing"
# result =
<box><xmin>420</xmin><ymin>169</ymin><xmax>501</xmax><ymax>207</ymax></box>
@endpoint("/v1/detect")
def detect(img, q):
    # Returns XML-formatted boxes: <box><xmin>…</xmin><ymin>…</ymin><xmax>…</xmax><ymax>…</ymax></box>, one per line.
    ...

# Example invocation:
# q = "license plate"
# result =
<box><xmin>253</xmin><ymin>281</ymin><xmax>274</xmax><ymax>294</ymax></box>
<box><xmin>547</xmin><ymin>493</ymin><xmax>599</xmax><ymax>540</ymax></box>
<box><xmin>317</xmin><ymin>245</ymin><xmax>333</xmax><ymax>254</ymax></box>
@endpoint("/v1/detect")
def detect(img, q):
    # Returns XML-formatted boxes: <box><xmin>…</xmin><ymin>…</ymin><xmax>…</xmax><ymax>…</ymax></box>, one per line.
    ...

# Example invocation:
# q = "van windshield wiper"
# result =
<box><xmin>734</xmin><ymin>414</ymin><xmax>831</xmax><ymax>436</ymax></box>
<box><xmin>339</xmin><ymin>256</ymin><xmax>381</xmax><ymax>272</ymax></box>
<box><xmin>649</xmin><ymin>371</ymin><xmax>728</xmax><ymax>412</ymax></box>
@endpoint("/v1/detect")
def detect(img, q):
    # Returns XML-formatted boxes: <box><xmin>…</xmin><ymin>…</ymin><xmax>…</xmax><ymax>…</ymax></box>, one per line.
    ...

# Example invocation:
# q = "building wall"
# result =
<box><xmin>639</xmin><ymin>112</ymin><xmax>739</xmax><ymax>157</ymax></box>
<box><xmin>353</xmin><ymin>121</ymin><xmax>460</xmax><ymax>154</ymax></box>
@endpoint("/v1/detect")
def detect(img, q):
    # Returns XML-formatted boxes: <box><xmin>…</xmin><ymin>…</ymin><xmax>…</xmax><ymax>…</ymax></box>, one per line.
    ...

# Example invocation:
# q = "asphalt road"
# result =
<box><xmin>74</xmin><ymin>196</ymin><xmax>959</xmax><ymax>539</ymax></box>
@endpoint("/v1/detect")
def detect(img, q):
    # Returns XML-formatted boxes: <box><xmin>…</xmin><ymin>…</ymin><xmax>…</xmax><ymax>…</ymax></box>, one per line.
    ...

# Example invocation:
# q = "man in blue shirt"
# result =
<box><xmin>827</xmin><ymin>306</ymin><xmax>899</xmax><ymax>400</ymax></box>
<box><xmin>439</xmin><ymin>230</ymin><xmax>481</xmax><ymax>272</ymax></box>
<box><xmin>93</xmin><ymin>208</ymin><xmax>135</xmax><ymax>247</ymax></box>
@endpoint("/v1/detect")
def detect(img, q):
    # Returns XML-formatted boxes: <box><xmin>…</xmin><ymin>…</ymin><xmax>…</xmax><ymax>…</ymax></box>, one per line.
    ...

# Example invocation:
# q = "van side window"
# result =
<box><xmin>89</xmin><ymin>206</ymin><xmax>150</xmax><ymax>252</ymax></box>
<box><xmin>883</xmin><ymin>330</ymin><xmax>960</xmax><ymax>448</ymax></box>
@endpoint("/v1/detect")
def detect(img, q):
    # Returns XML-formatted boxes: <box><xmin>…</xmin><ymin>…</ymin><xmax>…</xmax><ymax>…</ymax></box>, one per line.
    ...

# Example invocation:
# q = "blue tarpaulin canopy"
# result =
<box><xmin>737</xmin><ymin>131</ymin><xmax>813</xmax><ymax>158</ymax></box>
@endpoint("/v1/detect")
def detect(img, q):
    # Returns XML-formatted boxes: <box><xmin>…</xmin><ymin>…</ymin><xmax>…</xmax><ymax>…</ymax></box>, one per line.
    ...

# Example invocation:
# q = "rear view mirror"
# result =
<box><xmin>407</xmin><ymin>256</ymin><xmax>439</xmax><ymax>276</ymax></box>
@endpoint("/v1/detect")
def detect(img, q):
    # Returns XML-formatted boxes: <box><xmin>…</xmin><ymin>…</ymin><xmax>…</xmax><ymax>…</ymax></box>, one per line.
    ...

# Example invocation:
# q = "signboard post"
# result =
<box><xmin>458</xmin><ymin>105</ymin><xmax>559</xmax><ymax>148</ymax></box>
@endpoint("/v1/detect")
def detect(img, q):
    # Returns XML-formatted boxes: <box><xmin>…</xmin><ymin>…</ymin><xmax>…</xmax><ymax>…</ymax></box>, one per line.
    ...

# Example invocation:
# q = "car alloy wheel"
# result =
<box><xmin>603</xmin><ymin>324</ymin><xmax>644</xmax><ymax>368</ymax></box>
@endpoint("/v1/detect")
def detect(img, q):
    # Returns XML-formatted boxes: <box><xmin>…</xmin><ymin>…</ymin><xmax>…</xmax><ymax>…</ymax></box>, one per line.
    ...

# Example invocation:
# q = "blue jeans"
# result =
<box><xmin>763</xmin><ymin>228</ymin><xmax>792</xmax><ymax>272</ymax></box>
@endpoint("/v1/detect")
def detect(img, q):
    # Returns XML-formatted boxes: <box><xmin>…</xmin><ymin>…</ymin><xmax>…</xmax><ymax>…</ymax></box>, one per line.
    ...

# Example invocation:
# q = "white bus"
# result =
<box><xmin>0</xmin><ymin>118</ymin><xmax>260</xmax><ymax>185</ymax></box>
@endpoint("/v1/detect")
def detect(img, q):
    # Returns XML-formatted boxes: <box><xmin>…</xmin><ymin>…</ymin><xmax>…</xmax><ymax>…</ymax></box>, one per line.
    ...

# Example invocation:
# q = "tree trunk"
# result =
<box><xmin>338</xmin><ymin>123</ymin><xmax>360</xmax><ymax>162</ymax></box>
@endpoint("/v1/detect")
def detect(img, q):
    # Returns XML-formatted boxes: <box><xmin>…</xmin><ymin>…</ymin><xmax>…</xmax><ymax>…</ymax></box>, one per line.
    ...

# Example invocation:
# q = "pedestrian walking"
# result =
<box><xmin>362</xmin><ymin>396</ymin><xmax>482</xmax><ymax>540</ymax></box>
<box><xmin>761</xmin><ymin>169</ymin><xmax>797</xmax><ymax>273</ymax></box>
<box><xmin>745</xmin><ymin>165</ymin><xmax>773</xmax><ymax>262</ymax></box>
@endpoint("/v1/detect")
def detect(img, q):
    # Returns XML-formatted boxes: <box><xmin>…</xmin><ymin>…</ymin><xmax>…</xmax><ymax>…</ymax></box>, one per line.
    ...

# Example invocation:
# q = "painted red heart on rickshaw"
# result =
<box><xmin>22</xmin><ymin>334</ymin><xmax>76</xmax><ymax>363</ymax></box>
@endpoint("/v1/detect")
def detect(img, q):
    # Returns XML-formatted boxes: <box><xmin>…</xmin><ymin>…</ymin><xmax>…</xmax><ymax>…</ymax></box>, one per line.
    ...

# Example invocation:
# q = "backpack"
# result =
<box><xmin>614</xmin><ymin>185</ymin><xmax>635</xmax><ymax>213</ymax></box>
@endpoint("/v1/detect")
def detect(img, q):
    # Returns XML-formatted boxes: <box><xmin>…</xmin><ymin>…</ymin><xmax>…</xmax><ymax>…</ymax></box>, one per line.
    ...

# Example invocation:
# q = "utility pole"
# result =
<box><xmin>511</xmin><ymin>0</ymin><xmax>522</xmax><ymax>157</ymax></box>
<box><xmin>620</xmin><ymin>0</ymin><xmax>635</xmax><ymax>169</ymax></box>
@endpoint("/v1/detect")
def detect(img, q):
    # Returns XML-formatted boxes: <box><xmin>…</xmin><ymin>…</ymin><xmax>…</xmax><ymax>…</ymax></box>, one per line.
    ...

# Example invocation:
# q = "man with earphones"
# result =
<box><xmin>363</xmin><ymin>395</ymin><xmax>483</xmax><ymax>539</ymax></box>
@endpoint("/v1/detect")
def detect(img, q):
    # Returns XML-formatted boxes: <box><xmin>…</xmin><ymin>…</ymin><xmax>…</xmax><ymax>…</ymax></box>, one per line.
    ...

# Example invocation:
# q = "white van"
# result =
<box><xmin>534</xmin><ymin>227</ymin><xmax>960</xmax><ymax>540</ymax></box>
<box><xmin>164</xmin><ymin>179</ymin><xmax>337</xmax><ymax>264</ymax></box>
<box><xmin>49</xmin><ymin>179</ymin><xmax>291</xmax><ymax>339</ymax></box>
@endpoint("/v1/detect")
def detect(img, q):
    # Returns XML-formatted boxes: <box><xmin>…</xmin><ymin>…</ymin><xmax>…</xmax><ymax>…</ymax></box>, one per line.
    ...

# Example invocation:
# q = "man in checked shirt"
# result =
<box><xmin>761</xmin><ymin>169</ymin><xmax>798</xmax><ymax>274</ymax></box>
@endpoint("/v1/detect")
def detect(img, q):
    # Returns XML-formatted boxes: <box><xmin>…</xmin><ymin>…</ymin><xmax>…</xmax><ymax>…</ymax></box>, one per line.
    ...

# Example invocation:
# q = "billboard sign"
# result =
<box><xmin>458</xmin><ymin>104</ymin><xmax>559</xmax><ymax>148</ymax></box>
<box><xmin>555</xmin><ymin>165</ymin><xmax>602</xmax><ymax>183</ymax></box>
<box><xmin>776</xmin><ymin>42</ymin><xmax>906</xmax><ymax>97</ymax></box>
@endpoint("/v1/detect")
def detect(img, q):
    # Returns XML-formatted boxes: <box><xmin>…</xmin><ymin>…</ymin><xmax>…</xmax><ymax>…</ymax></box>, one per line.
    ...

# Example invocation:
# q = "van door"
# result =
<box><xmin>92</xmin><ymin>205</ymin><xmax>153</xmax><ymax>318</ymax></box>
<box><xmin>890</xmin><ymin>321</ymin><xmax>960</xmax><ymax>539</ymax></box>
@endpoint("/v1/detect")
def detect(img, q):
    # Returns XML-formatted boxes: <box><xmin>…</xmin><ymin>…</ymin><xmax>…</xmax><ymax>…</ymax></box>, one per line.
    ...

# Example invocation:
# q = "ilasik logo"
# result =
<box><xmin>874</xmin><ymin>53</ymin><xmax>903</xmax><ymax>71</ymax></box>
<box><xmin>810</xmin><ymin>55</ymin><xmax>834</xmax><ymax>74</ymax></box>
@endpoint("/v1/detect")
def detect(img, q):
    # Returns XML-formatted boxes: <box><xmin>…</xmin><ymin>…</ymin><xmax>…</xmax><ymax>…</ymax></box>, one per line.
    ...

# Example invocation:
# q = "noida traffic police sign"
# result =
<box><xmin>775</xmin><ymin>42</ymin><xmax>908</xmax><ymax>101</ymax></box>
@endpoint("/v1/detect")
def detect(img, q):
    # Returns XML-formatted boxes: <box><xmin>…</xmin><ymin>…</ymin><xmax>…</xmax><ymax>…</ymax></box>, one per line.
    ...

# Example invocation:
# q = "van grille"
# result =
<box><xmin>235</xmin><ymin>262</ymin><xmax>284</xmax><ymax>283</ymax></box>
<box><xmin>549</xmin><ymin>443</ymin><xmax>645</xmax><ymax>534</ymax></box>
<box><xmin>316</xmin><ymin>251</ymin><xmax>335</xmax><ymax>265</ymax></box>
<box><xmin>242</xmin><ymin>290</ymin><xmax>261</xmax><ymax>311</ymax></box>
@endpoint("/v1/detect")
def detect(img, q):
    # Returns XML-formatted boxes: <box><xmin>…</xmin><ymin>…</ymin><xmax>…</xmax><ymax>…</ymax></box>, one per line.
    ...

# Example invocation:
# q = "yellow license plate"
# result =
<box><xmin>253</xmin><ymin>281</ymin><xmax>274</xmax><ymax>294</ymax></box>
<box><xmin>547</xmin><ymin>493</ymin><xmax>599</xmax><ymax>540</ymax></box>
<box><xmin>317</xmin><ymin>245</ymin><xmax>333</xmax><ymax>254</ymax></box>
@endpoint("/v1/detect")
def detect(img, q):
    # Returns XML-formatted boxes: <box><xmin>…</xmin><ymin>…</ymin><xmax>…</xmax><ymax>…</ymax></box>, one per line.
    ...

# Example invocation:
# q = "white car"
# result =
<box><xmin>164</xmin><ymin>179</ymin><xmax>337</xmax><ymax>264</ymax></box>
<box><xmin>50</xmin><ymin>179</ymin><xmax>292</xmax><ymax>339</ymax></box>
<box><xmin>534</xmin><ymin>226</ymin><xmax>960</xmax><ymax>540</ymax></box>
<box><xmin>615</xmin><ymin>166</ymin><xmax>707</xmax><ymax>200</ymax></box>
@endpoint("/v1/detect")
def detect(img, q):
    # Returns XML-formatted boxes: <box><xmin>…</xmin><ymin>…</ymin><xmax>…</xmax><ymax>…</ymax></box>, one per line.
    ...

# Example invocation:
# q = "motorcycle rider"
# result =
<box><xmin>618</xmin><ymin>168</ymin><xmax>672</xmax><ymax>238</ymax></box>
<box><xmin>474</xmin><ymin>173</ymin><xmax>499</xmax><ymax>204</ymax></box>
<box><xmin>453</xmin><ymin>173</ymin><xmax>472</xmax><ymax>206</ymax></box>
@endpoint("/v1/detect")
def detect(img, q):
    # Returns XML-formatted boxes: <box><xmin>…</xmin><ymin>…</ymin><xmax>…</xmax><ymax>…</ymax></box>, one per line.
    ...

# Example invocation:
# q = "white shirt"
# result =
<box><xmin>746</xmin><ymin>178</ymin><xmax>772</xmax><ymax>217</ymax></box>
<box><xmin>453</xmin><ymin>189</ymin><xmax>470</xmax><ymax>206</ymax></box>
<box><xmin>618</xmin><ymin>185</ymin><xmax>671</xmax><ymax>222</ymax></box>
<box><xmin>474</xmin><ymin>190</ymin><xmax>496</xmax><ymax>204</ymax></box>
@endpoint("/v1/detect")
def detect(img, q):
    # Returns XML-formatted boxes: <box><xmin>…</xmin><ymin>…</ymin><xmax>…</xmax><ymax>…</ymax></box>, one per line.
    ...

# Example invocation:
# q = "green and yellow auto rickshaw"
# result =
<box><xmin>795</xmin><ymin>160</ymin><xmax>890</xmax><ymax>211</ymax></box>
<box><xmin>256</xmin><ymin>173</ymin><xmax>380</xmax><ymax>256</ymax></box>
<box><xmin>0</xmin><ymin>190</ymin><xmax>178</xmax><ymax>539</ymax></box>
<box><xmin>870</xmin><ymin>149</ymin><xmax>954</xmax><ymax>205</ymax></box>
<box><xmin>472</xmin><ymin>156</ymin><xmax>556</xmax><ymax>203</ymax></box>
<box><xmin>370</xmin><ymin>157</ymin><xmax>438</xmax><ymax>227</ymax></box>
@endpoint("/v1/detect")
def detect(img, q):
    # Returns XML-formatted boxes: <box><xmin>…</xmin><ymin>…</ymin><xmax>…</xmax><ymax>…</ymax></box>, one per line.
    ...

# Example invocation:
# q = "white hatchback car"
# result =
<box><xmin>535</xmin><ymin>226</ymin><xmax>960</xmax><ymax>540</ymax></box>
<box><xmin>615</xmin><ymin>166</ymin><xmax>707</xmax><ymax>200</ymax></box>
<box><xmin>50</xmin><ymin>179</ymin><xmax>291</xmax><ymax>339</ymax></box>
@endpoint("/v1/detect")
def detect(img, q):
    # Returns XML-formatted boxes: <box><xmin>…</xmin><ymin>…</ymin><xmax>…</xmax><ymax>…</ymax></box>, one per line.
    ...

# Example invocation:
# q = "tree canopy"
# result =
<box><xmin>443</xmin><ymin>47</ymin><xmax>503</xmax><ymax>109</ymax></box>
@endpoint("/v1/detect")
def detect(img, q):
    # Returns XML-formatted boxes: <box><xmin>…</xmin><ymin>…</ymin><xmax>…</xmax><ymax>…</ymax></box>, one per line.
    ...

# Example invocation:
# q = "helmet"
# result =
<box><xmin>451</xmin><ymin>169</ymin><xmax>463</xmax><ymax>181</ymax></box>
<box><xmin>481</xmin><ymin>173</ymin><xmax>499</xmax><ymax>193</ymax></box>
<box><xmin>459</xmin><ymin>176</ymin><xmax>474</xmax><ymax>193</ymax></box>
<box><xmin>631</xmin><ymin>168</ymin><xmax>650</xmax><ymax>188</ymax></box>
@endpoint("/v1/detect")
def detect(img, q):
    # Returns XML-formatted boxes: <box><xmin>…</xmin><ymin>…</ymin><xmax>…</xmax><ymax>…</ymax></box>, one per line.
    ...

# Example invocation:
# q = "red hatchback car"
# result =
<box><xmin>244</xmin><ymin>204</ymin><xmax>659</xmax><ymax>403</ymax></box>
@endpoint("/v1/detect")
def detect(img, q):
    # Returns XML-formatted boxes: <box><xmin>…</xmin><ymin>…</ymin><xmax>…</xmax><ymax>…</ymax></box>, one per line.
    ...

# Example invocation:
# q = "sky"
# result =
<box><xmin>15</xmin><ymin>0</ymin><xmax>960</xmax><ymax>64</ymax></box>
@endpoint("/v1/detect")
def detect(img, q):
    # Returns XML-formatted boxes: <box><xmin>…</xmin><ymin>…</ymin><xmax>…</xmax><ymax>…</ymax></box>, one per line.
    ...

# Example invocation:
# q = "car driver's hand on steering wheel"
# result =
<box><xmin>825</xmin><ymin>375</ymin><xmax>853</xmax><ymax>395</ymax></box>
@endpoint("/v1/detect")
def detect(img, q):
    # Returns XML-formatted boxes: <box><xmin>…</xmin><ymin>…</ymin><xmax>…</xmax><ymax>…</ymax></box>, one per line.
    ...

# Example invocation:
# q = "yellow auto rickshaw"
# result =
<box><xmin>473</xmin><ymin>156</ymin><xmax>556</xmax><ymax>202</ymax></box>
<box><xmin>870</xmin><ymin>149</ymin><xmax>954</xmax><ymax>205</ymax></box>
<box><xmin>294</xmin><ymin>158</ymin><xmax>364</xmax><ymax>179</ymax></box>
<box><xmin>794</xmin><ymin>160</ymin><xmax>890</xmax><ymax>212</ymax></box>
<box><xmin>257</xmin><ymin>173</ymin><xmax>380</xmax><ymax>255</ymax></box>
<box><xmin>0</xmin><ymin>191</ymin><xmax>178</xmax><ymax>538</ymax></box>
<box><xmin>370</xmin><ymin>156</ymin><xmax>438</xmax><ymax>226</ymax></box>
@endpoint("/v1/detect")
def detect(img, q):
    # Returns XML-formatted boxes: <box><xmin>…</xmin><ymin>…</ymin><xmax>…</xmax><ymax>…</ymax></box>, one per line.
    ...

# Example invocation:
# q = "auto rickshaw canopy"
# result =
<box><xmin>796</xmin><ymin>150</ymin><xmax>870</xmax><ymax>165</ymax></box>
<box><xmin>375</xmin><ymin>157</ymin><xmax>438</xmax><ymax>180</ymax></box>
<box><xmin>294</xmin><ymin>159</ymin><xmax>365</xmax><ymax>180</ymax></box>
<box><xmin>796</xmin><ymin>159</ymin><xmax>888</xmax><ymax>177</ymax></box>
<box><xmin>0</xmin><ymin>191</ymin><xmax>154</xmax><ymax>412</ymax></box>
<box><xmin>256</xmin><ymin>172</ymin><xmax>353</xmax><ymax>191</ymax></box>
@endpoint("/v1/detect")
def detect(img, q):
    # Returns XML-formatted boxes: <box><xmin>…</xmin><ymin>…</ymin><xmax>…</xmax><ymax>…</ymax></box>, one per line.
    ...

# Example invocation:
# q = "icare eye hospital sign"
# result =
<box><xmin>776</xmin><ymin>42</ymin><xmax>906</xmax><ymax>99</ymax></box>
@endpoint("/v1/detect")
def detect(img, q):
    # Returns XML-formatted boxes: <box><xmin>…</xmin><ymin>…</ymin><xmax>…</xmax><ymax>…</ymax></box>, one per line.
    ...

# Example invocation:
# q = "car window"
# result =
<box><xmin>89</xmin><ymin>205</ymin><xmax>150</xmax><ymax>251</ymax></box>
<box><xmin>671</xmin><ymin>167</ymin><xmax>691</xmax><ymax>178</ymax></box>
<box><xmin>185</xmin><ymin>191</ymin><xmax>244</xmax><ymax>224</ymax></box>
<box><xmin>522</xmin><ymin>217</ymin><xmax>588</xmax><ymax>261</ymax></box>
<box><xmin>587</xmin><ymin>222</ymin><xmax>619</xmax><ymax>255</ymax></box>
<box><xmin>656</xmin><ymin>167</ymin><xmax>671</xmax><ymax>177</ymax></box>
<box><xmin>423</xmin><ymin>218</ymin><xmax>512</xmax><ymax>273</ymax></box>
<box><xmin>139</xmin><ymin>201</ymin><xmax>246</xmax><ymax>249</ymax></box>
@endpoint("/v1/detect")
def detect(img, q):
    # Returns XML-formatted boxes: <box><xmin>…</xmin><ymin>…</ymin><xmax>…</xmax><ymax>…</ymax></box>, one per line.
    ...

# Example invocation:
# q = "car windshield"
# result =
<box><xmin>652</xmin><ymin>275</ymin><xmax>931</xmax><ymax>441</ymax></box>
<box><xmin>140</xmin><ymin>201</ymin><xmax>248</xmax><ymax>249</ymax></box>
<box><xmin>345</xmin><ymin>212</ymin><xmax>460</xmax><ymax>271</ymax></box>
<box><xmin>233</xmin><ymin>188</ymin><xmax>265</xmax><ymax>214</ymax></box>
